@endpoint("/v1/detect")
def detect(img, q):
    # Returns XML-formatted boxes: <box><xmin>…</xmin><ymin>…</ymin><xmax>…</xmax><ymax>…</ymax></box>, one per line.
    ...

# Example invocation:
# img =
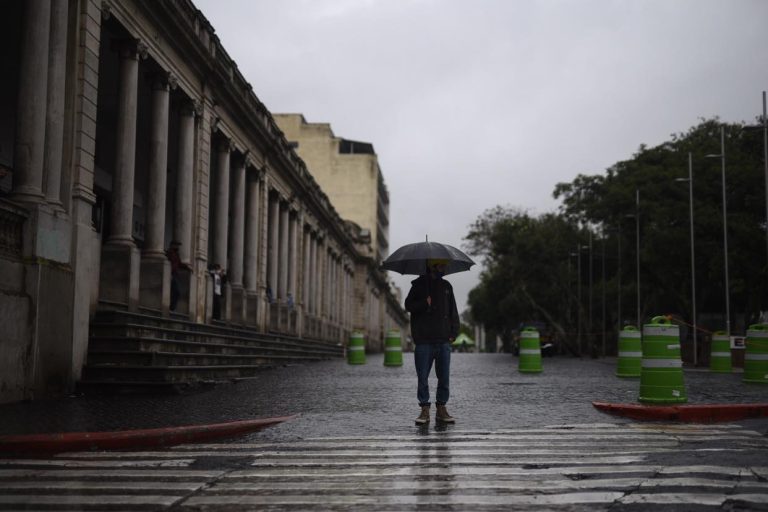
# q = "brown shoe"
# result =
<box><xmin>415</xmin><ymin>405</ymin><xmax>430</xmax><ymax>425</ymax></box>
<box><xmin>436</xmin><ymin>404</ymin><xmax>455</xmax><ymax>423</ymax></box>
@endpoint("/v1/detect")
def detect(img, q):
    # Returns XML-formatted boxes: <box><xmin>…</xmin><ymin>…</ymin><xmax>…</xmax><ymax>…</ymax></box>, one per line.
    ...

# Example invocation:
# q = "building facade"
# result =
<box><xmin>273</xmin><ymin>114</ymin><xmax>390</xmax><ymax>264</ymax></box>
<box><xmin>0</xmin><ymin>0</ymin><xmax>406</xmax><ymax>404</ymax></box>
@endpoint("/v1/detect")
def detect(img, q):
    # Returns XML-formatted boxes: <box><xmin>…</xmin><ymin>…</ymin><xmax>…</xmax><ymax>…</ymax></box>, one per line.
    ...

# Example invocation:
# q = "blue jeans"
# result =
<box><xmin>414</xmin><ymin>342</ymin><xmax>451</xmax><ymax>406</ymax></box>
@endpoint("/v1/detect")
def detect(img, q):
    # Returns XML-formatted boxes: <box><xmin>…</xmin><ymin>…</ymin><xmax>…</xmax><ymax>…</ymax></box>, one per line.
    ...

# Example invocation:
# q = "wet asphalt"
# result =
<box><xmin>1</xmin><ymin>354</ymin><xmax>766</xmax><ymax>441</ymax></box>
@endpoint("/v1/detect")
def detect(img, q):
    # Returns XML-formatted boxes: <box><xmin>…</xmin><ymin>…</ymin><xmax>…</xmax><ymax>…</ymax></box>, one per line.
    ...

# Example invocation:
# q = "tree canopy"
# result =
<box><xmin>465</xmin><ymin>118</ymin><xmax>767</xmax><ymax>353</ymax></box>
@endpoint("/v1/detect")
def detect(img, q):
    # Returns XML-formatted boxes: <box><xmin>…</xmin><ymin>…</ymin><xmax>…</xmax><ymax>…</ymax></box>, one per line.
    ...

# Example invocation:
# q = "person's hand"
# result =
<box><xmin>426</xmin><ymin>295</ymin><xmax>432</xmax><ymax>306</ymax></box>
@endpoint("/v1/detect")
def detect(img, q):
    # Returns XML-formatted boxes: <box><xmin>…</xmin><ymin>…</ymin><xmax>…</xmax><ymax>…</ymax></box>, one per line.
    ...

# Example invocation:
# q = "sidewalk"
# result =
<box><xmin>1</xmin><ymin>355</ymin><xmax>766</xmax><ymax>453</ymax></box>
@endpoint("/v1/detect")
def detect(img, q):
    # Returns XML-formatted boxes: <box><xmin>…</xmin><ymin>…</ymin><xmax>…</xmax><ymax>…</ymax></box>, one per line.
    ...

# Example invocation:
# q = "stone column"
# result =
<box><xmin>12</xmin><ymin>0</ymin><xmax>50</xmax><ymax>203</ymax></box>
<box><xmin>139</xmin><ymin>74</ymin><xmax>172</xmax><ymax>314</ymax></box>
<box><xmin>244</xmin><ymin>169</ymin><xmax>261</xmax><ymax>325</ymax></box>
<box><xmin>316</xmin><ymin>237</ymin><xmax>324</xmax><ymax>328</ymax></box>
<box><xmin>295</xmin><ymin>212</ymin><xmax>305</xmax><ymax>337</ymax></box>
<box><xmin>278</xmin><ymin>202</ymin><xmax>289</xmax><ymax>301</ymax></box>
<box><xmin>268</xmin><ymin>195</ymin><xmax>279</xmax><ymax>299</ymax></box>
<box><xmin>143</xmin><ymin>75</ymin><xmax>171</xmax><ymax>257</ymax></box>
<box><xmin>309</xmin><ymin>234</ymin><xmax>317</xmax><ymax>317</ymax></box>
<box><xmin>174</xmin><ymin>100</ymin><xmax>197</xmax><ymax>264</ymax></box>
<box><xmin>212</xmin><ymin>139</ymin><xmax>232</xmax><ymax>321</ymax></box>
<box><xmin>109</xmin><ymin>41</ymin><xmax>142</xmax><ymax>245</ymax></box>
<box><xmin>98</xmin><ymin>39</ymin><xmax>143</xmax><ymax>311</ymax></box>
<box><xmin>302</xmin><ymin>228</ymin><xmax>311</xmax><ymax>308</ymax></box>
<box><xmin>212</xmin><ymin>139</ymin><xmax>231</xmax><ymax>268</ymax></box>
<box><xmin>228</xmin><ymin>157</ymin><xmax>246</xmax><ymax>323</ymax></box>
<box><xmin>43</xmin><ymin>0</ymin><xmax>68</xmax><ymax>208</ymax></box>
<box><xmin>256</xmin><ymin>175</ymin><xmax>270</xmax><ymax>330</ymax></box>
<box><xmin>287</xmin><ymin>210</ymin><xmax>297</xmax><ymax>301</ymax></box>
<box><xmin>286</xmin><ymin>208</ymin><xmax>297</xmax><ymax>333</ymax></box>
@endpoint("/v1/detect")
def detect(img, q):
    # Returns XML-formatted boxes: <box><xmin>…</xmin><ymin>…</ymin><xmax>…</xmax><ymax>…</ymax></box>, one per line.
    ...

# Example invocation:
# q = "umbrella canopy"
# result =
<box><xmin>451</xmin><ymin>333</ymin><xmax>475</xmax><ymax>347</ymax></box>
<box><xmin>381</xmin><ymin>240</ymin><xmax>475</xmax><ymax>276</ymax></box>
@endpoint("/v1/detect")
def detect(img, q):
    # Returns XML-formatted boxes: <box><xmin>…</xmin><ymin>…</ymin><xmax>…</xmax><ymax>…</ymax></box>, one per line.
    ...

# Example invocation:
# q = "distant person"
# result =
<box><xmin>166</xmin><ymin>241</ymin><xmax>190</xmax><ymax>311</ymax></box>
<box><xmin>404</xmin><ymin>258</ymin><xmax>459</xmax><ymax>425</ymax></box>
<box><xmin>209</xmin><ymin>263</ymin><xmax>225</xmax><ymax>320</ymax></box>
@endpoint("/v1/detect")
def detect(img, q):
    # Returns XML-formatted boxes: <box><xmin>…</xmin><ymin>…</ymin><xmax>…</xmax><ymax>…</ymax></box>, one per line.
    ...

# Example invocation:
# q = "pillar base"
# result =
<box><xmin>230</xmin><ymin>285</ymin><xmax>245</xmax><ymax>325</ymax></box>
<box><xmin>222</xmin><ymin>283</ymin><xmax>232</xmax><ymax>323</ymax></box>
<box><xmin>98</xmin><ymin>243</ymin><xmax>140</xmax><ymax>311</ymax></box>
<box><xmin>139</xmin><ymin>256</ymin><xmax>170</xmax><ymax>315</ymax></box>
<box><xmin>21</xmin><ymin>203</ymin><xmax>71</xmax><ymax>263</ymax></box>
<box><xmin>246</xmin><ymin>291</ymin><xmax>260</xmax><ymax>328</ymax></box>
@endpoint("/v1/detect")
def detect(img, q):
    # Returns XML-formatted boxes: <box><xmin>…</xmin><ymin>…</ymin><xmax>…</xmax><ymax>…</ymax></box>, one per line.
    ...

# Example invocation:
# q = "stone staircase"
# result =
<box><xmin>78</xmin><ymin>310</ymin><xmax>343</xmax><ymax>394</ymax></box>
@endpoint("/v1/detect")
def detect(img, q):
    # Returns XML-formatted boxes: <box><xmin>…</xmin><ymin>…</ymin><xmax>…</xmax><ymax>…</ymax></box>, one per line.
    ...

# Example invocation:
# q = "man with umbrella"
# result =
<box><xmin>382</xmin><ymin>239</ymin><xmax>473</xmax><ymax>425</ymax></box>
<box><xmin>405</xmin><ymin>258</ymin><xmax>460</xmax><ymax>424</ymax></box>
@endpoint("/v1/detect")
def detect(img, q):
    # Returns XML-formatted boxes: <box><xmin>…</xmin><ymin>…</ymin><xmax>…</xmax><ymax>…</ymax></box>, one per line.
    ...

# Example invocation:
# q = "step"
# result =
<box><xmin>87</xmin><ymin>335</ymin><xmax>342</xmax><ymax>358</ymax></box>
<box><xmin>90</xmin><ymin>322</ymin><xmax>341</xmax><ymax>353</ymax></box>
<box><xmin>93</xmin><ymin>309</ymin><xmax>338</xmax><ymax>348</ymax></box>
<box><xmin>80</xmin><ymin>362</ymin><xmax>301</xmax><ymax>384</ymax></box>
<box><xmin>86</xmin><ymin>349</ymin><xmax>325</xmax><ymax>367</ymax></box>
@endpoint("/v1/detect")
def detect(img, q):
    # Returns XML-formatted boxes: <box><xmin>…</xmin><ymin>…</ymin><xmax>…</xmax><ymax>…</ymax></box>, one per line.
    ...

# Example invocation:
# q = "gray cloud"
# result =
<box><xmin>195</xmin><ymin>0</ymin><xmax>768</xmax><ymax>313</ymax></box>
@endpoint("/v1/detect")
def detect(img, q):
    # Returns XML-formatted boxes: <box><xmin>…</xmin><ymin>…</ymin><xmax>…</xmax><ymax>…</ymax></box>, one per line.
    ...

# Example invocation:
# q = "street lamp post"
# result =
<box><xmin>636</xmin><ymin>189</ymin><xmax>640</xmax><ymax>328</ymax></box>
<box><xmin>763</xmin><ymin>91</ymin><xmax>767</xmax><ymax>268</ymax></box>
<box><xmin>617</xmin><ymin>221</ymin><xmax>622</xmax><ymax>330</ymax></box>
<box><xmin>588</xmin><ymin>229</ymin><xmax>593</xmax><ymax>357</ymax></box>
<box><xmin>601</xmin><ymin>233</ymin><xmax>606</xmax><ymax>357</ymax></box>
<box><xmin>675</xmin><ymin>152</ymin><xmax>697</xmax><ymax>366</ymax></box>
<box><xmin>574</xmin><ymin>245</ymin><xmax>582</xmax><ymax>357</ymax></box>
<box><xmin>706</xmin><ymin>125</ymin><xmax>730</xmax><ymax>335</ymax></box>
<box><xmin>572</xmin><ymin>243</ymin><xmax>590</xmax><ymax>357</ymax></box>
<box><xmin>625</xmin><ymin>191</ymin><xmax>641</xmax><ymax>327</ymax></box>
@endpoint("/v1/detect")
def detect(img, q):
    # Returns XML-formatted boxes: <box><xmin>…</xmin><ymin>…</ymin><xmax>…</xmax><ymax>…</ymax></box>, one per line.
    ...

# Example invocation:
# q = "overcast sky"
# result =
<box><xmin>194</xmin><ymin>0</ymin><xmax>768</xmax><ymax>314</ymax></box>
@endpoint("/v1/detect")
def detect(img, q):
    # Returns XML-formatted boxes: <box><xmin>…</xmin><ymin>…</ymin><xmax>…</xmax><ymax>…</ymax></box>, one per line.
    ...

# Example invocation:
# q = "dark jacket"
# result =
<box><xmin>404</xmin><ymin>274</ymin><xmax>459</xmax><ymax>344</ymax></box>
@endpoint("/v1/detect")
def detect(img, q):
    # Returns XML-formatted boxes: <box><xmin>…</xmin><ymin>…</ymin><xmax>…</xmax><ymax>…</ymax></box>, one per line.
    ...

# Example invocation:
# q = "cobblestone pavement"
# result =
<box><xmin>1</xmin><ymin>354</ymin><xmax>766</xmax><ymax>440</ymax></box>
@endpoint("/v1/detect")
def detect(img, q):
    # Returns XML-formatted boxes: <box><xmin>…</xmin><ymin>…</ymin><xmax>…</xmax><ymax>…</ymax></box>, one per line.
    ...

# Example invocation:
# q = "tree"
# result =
<box><xmin>554</xmin><ymin>118</ymin><xmax>767</xmax><ymax>331</ymax></box>
<box><xmin>465</xmin><ymin>208</ymin><xmax>583</xmax><ymax>353</ymax></box>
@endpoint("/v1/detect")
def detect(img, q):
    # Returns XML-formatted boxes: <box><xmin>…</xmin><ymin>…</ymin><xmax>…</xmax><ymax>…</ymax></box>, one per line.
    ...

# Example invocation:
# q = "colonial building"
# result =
<box><xmin>0</xmin><ymin>0</ymin><xmax>406</xmax><ymax>404</ymax></box>
<box><xmin>273</xmin><ymin>115</ymin><xmax>390</xmax><ymax>264</ymax></box>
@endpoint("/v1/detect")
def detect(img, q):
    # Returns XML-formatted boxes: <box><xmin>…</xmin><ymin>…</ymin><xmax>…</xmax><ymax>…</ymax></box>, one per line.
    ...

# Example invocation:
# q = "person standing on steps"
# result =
<box><xmin>404</xmin><ymin>258</ymin><xmax>459</xmax><ymax>425</ymax></box>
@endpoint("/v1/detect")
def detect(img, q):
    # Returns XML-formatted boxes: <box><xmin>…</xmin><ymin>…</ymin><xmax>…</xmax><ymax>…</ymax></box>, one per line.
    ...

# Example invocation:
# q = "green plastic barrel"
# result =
<box><xmin>518</xmin><ymin>327</ymin><xmax>542</xmax><ymax>373</ymax></box>
<box><xmin>347</xmin><ymin>332</ymin><xmax>366</xmax><ymax>365</ymax></box>
<box><xmin>743</xmin><ymin>324</ymin><xmax>768</xmax><ymax>384</ymax></box>
<box><xmin>616</xmin><ymin>325</ymin><xmax>641</xmax><ymax>377</ymax></box>
<box><xmin>639</xmin><ymin>316</ymin><xmax>687</xmax><ymax>403</ymax></box>
<box><xmin>384</xmin><ymin>330</ymin><xmax>403</xmax><ymax>366</ymax></box>
<box><xmin>709</xmin><ymin>330</ymin><xmax>732</xmax><ymax>373</ymax></box>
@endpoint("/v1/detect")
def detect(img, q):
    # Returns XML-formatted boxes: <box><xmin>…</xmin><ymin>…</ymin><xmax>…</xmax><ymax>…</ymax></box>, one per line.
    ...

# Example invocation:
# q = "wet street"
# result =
<box><xmin>1</xmin><ymin>354</ymin><xmax>768</xmax><ymax>510</ymax></box>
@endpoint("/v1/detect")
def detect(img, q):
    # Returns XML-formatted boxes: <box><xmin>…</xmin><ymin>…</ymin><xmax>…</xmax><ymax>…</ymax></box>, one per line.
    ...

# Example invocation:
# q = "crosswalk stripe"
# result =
<box><xmin>176</xmin><ymin>440</ymin><xmax>683</xmax><ymax>450</ymax></box>
<box><xmin>184</xmin><ymin>492</ymin><xmax>629</xmax><ymax>506</ymax></box>
<box><xmin>182</xmin><ymin>491</ymin><xmax>768</xmax><ymax>507</ymax></box>
<box><xmin>0</xmin><ymin>495</ymin><xmax>181</xmax><ymax>507</ymax></box>
<box><xmin>0</xmin><ymin>480</ymin><xmax>206</xmax><ymax>491</ymax></box>
<box><xmin>248</xmin><ymin>455</ymin><xmax>648</xmax><ymax>466</ymax></box>
<box><xmin>0</xmin><ymin>459</ymin><xmax>193</xmax><ymax>468</ymax></box>
<box><xmin>205</xmin><ymin>477</ymin><xmax>768</xmax><ymax>492</ymax></box>
<box><xmin>227</xmin><ymin>464</ymin><xmax>766</xmax><ymax>478</ymax></box>
<box><xmin>55</xmin><ymin>447</ymin><xmax>687</xmax><ymax>458</ymax></box>
<box><xmin>296</xmin><ymin>433</ymin><xmax>761</xmax><ymax>442</ymax></box>
<box><xmin>0</xmin><ymin>468</ymin><xmax>224</xmax><ymax>479</ymax></box>
<box><xmin>620</xmin><ymin>492</ymin><xmax>768</xmax><ymax>505</ymax></box>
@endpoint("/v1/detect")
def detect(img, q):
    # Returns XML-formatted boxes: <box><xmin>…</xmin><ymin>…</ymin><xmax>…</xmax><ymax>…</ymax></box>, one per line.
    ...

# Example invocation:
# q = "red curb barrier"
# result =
<box><xmin>0</xmin><ymin>414</ymin><xmax>298</xmax><ymax>455</ymax></box>
<box><xmin>592</xmin><ymin>402</ymin><xmax>768</xmax><ymax>423</ymax></box>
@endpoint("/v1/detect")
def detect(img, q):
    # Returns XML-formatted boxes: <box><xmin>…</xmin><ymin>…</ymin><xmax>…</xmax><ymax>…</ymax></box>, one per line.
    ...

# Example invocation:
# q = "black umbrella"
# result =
<box><xmin>381</xmin><ymin>239</ymin><xmax>475</xmax><ymax>276</ymax></box>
